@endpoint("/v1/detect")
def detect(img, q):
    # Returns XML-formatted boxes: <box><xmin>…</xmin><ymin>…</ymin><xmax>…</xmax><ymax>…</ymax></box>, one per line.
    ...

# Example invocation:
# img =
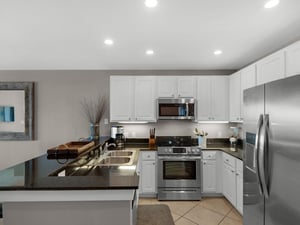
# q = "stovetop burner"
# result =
<box><xmin>156</xmin><ymin>136</ymin><xmax>193</xmax><ymax>147</ymax></box>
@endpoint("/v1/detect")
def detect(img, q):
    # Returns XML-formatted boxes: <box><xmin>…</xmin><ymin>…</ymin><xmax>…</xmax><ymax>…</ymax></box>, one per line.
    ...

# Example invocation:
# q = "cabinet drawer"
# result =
<box><xmin>223</xmin><ymin>153</ymin><xmax>236</xmax><ymax>168</ymax></box>
<box><xmin>202</xmin><ymin>151</ymin><xmax>217</xmax><ymax>160</ymax></box>
<box><xmin>141</xmin><ymin>151</ymin><xmax>156</xmax><ymax>160</ymax></box>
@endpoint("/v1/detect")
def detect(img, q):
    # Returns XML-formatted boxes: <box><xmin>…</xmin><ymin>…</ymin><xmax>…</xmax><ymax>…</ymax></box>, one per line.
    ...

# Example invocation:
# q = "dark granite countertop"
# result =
<box><xmin>0</xmin><ymin>145</ymin><xmax>139</xmax><ymax>191</ymax></box>
<box><xmin>202</xmin><ymin>138</ymin><xmax>243</xmax><ymax>160</ymax></box>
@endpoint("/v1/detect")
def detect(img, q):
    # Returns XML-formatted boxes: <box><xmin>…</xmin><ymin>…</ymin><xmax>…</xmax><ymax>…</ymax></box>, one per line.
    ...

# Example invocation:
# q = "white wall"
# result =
<box><xmin>0</xmin><ymin>71</ymin><xmax>111</xmax><ymax>169</ymax></box>
<box><xmin>0</xmin><ymin>70</ymin><xmax>233</xmax><ymax>169</ymax></box>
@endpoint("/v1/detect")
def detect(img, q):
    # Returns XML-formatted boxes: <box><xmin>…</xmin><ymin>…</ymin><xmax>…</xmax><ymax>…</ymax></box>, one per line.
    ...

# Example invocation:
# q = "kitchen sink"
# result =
<box><xmin>107</xmin><ymin>151</ymin><xmax>133</xmax><ymax>157</ymax></box>
<box><xmin>99</xmin><ymin>157</ymin><xmax>131</xmax><ymax>165</ymax></box>
<box><xmin>84</xmin><ymin>150</ymin><xmax>137</xmax><ymax>167</ymax></box>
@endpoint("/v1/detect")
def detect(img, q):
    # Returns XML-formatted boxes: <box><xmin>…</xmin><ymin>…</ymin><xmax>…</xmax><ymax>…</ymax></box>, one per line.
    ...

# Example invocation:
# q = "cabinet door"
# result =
<box><xmin>223</xmin><ymin>163</ymin><xmax>237</xmax><ymax>206</ymax></box>
<box><xmin>110</xmin><ymin>76</ymin><xmax>133</xmax><ymax>122</ymax></box>
<box><xmin>229</xmin><ymin>72</ymin><xmax>242</xmax><ymax>122</ymax></box>
<box><xmin>286</xmin><ymin>40</ymin><xmax>300</xmax><ymax>77</ymax></box>
<box><xmin>256</xmin><ymin>50</ymin><xmax>285</xmax><ymax>85</ymax></box>
<box><xmin>197</xmin><ymin>76</ymin><xmax>211</xmax><ymax>120</ymax></box>
<box><xmin>202</xmin><ymin>159</ymin><xmax>217</xmax><ymax>193</ymax></box>
<box><xmin>240</xmin><ymin>64</ymin><xmax>256</xmax><ymax>120</ymax></box>
<box><xmin>177</xmin><ymin>77</ymin><xmax>195</xmax><ymax>98</ymax></box>
<box><xmin>135</xmin><ymin>76</ymin><xmax>156</xmax><ymax>121</ymax></box>
<box><xmin>140</xmin><ymin>160</ymin><xmax>156</xmax><ymax>193</ymax></box>
<box><xmin>211</xmin><ymin>76</ymin><xmax>229</xmax><ymax>121</ymax></box>
<box><xmin>157</xmin><ymin>76</ymin><xmax>177</xmax><ymax>97</ymax></box>
<box><xmin>236</xmin><ymin>159</ymin><xmax>243</xmax><ymax>215</ymax></box>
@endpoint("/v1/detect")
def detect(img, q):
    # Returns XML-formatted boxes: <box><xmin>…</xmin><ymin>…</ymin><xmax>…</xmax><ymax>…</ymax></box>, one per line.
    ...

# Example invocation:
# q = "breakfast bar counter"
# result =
<box><xmin>0</xmin><ymin>145</ymin><xmax>140</xmax><ymax>225</ymax></box>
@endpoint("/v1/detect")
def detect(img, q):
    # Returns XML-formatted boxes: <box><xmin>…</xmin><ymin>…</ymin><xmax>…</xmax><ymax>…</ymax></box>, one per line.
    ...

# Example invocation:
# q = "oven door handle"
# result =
<box><xmin>158</xmin><ymin>156</ymin><xmax>201</xmax><ymax>160</ymax></box>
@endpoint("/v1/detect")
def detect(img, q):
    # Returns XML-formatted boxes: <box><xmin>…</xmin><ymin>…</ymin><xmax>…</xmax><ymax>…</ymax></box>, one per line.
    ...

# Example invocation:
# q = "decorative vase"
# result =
<box><xmin>198</xmin><ymin>136</ymin><xmax>203</xmax><ymax>147</ymax></box>
<box><xmin>89</xmin><ymin>123</ymin><xmax>100</xmax><ymax>144</ymax></box>
<box><xmin>198</xmin><ymin>136</ymin><xmax>207</xmax><ymax>148</ymax></box>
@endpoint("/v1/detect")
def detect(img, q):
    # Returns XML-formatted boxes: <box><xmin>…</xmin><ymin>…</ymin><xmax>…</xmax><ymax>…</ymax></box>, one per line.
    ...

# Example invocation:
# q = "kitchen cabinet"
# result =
<box><xmin>197</xmin><ymin>76</ymin><xmax>229</xmax><ymax>121</ymax></box>
<box><xmin>202</xmin><ymin>151</ymin><xmax>223</xmax><ymax>195</ymax></box>
<box><xmin>157</xmin><ymin>76</ymin><xmax>196</xmax><ymax>98</ymax></box>
<box><xmin>202</xmin><ymin>151</ymin><xmax>217</xmax><ymax>193</ymax></box>
<box><xmin>222</xmin><ymin>153</ymin><xmax>237</xmax><ymax>206</ymax></box>
<box><xmin>229</xmin><ymin>65</ymin><xmax>256</xmax><ymax>123</ymax></box>
<box><xmin>110</xmin><ymin>76</ymin><xmax>156</xmax><ymax>122</ymax></box>
<box><xmin>236</xmin><ymin>159</ymin><xmax>243</xmax><ymax>215</ymax></box>
<box><xmin>285</xmin><ymin>40</ymin><xmax>300</xmax><ymax>77</ymax></box>
<box><xmin>139</xmin><ymin>151</ymin><xmax>157</xmax><ymax>196</ymax></box>
<box><xmin>134</xmin><ymin>77</ymin><xmax>157</xmax><ymax>121</ymax></box>
<box><xmin>240</xmin><ymin>64</ymin><xmax>256</xmax><ymax>119</ymax></box>
<box><xmin>229</xmin><ymin>72</ymin><xmax>242</xmax><ymax>122</ymax></box>
<box><xmin>256</xmin><ymin>50</ymin><xmax>285</xmax><ymax>85</ymax></box>
<box><xmin>222</xmin><ymin>152</ymin><xmax>243</xmax><ymax>214</ymax></box>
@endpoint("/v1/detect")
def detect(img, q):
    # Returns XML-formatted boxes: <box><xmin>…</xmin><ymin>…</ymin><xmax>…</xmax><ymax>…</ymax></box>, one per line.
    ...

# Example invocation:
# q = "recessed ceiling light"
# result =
<box><xmin>145</xmin><ymin>0</ymin><xmax>158</xmax><ymax>8</ymax></box>
<box><xmin>214</xmin><ymin>50</ymin><xmax>223</xmax><ymax>55</ymax></box>
<box><xmin>146</xmin><ymin>49</ymin><xmax>154</xmax><ymax>55</ymax></box>
<box><xmin>264</xmin><ymin>0</ymin><xmax>280</xmax><ymax>8</ymax></box>
<box><xmin>104</xmin><ymin>39</ymin><xmax>114</xmax><ymax>45</ymax></box>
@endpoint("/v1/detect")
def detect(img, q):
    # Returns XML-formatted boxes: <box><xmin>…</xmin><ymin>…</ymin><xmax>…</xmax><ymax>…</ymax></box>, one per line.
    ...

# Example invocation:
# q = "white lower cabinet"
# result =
<box><xmin>138</xmin><ymin>151</ymin><xmax>157</xmax><ymax>196</ymax></box>
<box><xmin>236</xmin><ymin>159</ymin><xmax>243</xmax><ymax>214</ymax></box>
<box><xmin>223</xmin><ymin>162</ymin><xmax>237</xmax><ymax>206</ymax></box>
<box><xmin>222</xmin><ymin>152</ymin><xmax>243</xmax><ymax>215</ymax></box>
<box><xmin>202</xmin><ymin>151</ymin><xmax>217</xmax><ymax>193</ymax></box>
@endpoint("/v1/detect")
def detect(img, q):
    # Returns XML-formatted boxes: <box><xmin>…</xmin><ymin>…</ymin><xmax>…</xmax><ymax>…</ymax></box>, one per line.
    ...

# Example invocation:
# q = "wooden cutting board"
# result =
<box><xmin>47</xmin><ymin>141</ymin><xmax>95</xmax><ymax>155</ymax></box>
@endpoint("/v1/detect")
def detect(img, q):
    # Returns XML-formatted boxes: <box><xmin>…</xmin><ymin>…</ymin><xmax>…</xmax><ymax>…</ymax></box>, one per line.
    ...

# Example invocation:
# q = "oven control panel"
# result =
<box><xmin>158</xmin><ymin>147</ymin><xmax>201</xmax><ymax>156</ymax></box>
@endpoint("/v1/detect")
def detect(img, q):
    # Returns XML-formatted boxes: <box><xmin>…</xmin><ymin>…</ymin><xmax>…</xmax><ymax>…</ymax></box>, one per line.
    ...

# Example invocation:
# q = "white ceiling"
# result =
<box><xmin>1</xmin><ymin>0</ymin><xmax>300</xmax><ymax>70</ymax></box>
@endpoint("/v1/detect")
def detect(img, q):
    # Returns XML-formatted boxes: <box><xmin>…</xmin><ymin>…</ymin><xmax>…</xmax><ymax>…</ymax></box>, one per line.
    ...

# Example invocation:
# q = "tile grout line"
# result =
<box><xmin>174</xmin><ymin>201</ymin><xmax>200</xmax><ymax>225</ymax></box>
<box><xmin>225</xmin><ymin>208</ymin><xmax>243</xmax><ymax>222</ymax></box>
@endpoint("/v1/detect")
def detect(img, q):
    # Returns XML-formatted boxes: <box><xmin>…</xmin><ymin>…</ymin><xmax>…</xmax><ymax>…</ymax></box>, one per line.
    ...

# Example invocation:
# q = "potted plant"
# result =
<box><xmin>81</xmin><ymin>95</ymin><xmax>107</xmax><ymax>143</ymax></box>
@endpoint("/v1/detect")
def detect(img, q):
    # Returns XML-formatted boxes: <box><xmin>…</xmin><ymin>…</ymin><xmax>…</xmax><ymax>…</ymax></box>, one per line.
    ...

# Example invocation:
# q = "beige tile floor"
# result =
<box><xmin>139</xmin><ymin>197</ymin><xmax>243</xmax><ymax>225</ymax></box>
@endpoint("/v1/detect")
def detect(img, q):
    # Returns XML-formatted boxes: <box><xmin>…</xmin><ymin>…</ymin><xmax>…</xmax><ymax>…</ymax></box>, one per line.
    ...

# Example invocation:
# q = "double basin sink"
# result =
<box><xmin>86</xmin><ymin>150</ymin><xmax>136</xmax><ymax>166</ymax></box>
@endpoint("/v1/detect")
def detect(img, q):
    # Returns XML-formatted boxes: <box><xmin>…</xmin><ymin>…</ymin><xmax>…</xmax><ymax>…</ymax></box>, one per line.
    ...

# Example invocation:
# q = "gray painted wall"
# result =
<box><xmin>0</xmin><ymin>70</ymin><xmax>235</xmax><ymax>169</ymax></box>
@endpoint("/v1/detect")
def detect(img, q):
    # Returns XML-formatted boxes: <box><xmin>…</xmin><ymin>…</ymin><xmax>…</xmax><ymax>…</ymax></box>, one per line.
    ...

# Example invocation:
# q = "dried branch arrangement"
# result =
<box><xmin>80</xmin><ymin>95</ymin><xmax>107</xmax><ymax>124</ymax></box>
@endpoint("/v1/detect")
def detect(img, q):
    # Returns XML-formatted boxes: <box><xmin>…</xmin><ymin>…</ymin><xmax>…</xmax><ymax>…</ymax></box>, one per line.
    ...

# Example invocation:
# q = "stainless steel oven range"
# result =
<box><xmin>156</xmin><ymin>136</ymin><xmax>202</xmax><ymax>200</ymax></box>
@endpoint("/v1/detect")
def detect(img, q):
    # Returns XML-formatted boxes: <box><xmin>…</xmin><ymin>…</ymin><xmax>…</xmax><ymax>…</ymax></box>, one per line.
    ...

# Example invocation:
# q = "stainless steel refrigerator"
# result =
<box><xmin>243</xmin><ymin>74</ymin><xmax>300</xmax><ymax>225</ymax></box>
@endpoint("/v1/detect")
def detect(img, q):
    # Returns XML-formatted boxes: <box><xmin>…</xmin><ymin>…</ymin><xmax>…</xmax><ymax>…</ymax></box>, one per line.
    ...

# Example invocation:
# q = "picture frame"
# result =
<box><xmin>0</xmin><ymin>82</ymin><xmax>34</xmax><ymax>140</ymax></box>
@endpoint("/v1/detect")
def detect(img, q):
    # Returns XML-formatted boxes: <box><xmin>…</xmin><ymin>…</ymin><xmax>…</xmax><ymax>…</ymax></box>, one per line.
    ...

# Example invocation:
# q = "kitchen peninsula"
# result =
<box><xmin>0</xmin><ymin>144</ymin><xmax>140</xmax><ymax>225</ymax></box>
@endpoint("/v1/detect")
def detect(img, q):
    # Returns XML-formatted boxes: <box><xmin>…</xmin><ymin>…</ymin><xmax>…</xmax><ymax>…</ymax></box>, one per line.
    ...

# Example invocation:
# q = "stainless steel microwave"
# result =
<box><xmin>157</xmin><ymin>98</ymin><xmax>196</xmax><ymax>120</ymax></box>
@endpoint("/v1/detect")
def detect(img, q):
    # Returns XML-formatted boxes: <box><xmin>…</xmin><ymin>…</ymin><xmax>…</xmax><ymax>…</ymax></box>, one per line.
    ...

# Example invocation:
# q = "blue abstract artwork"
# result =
<box><xmin>0</xmin><ymin>106</ymin><xmax>15</xmax><ymax>122</ymax></box>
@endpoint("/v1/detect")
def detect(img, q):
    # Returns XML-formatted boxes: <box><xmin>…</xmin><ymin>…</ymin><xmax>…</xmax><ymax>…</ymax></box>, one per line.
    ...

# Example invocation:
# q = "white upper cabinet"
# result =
<box><xmin>110</xmin><ymin>76</ymin><xmax>156</xmax><ymax>122</ymax></box>
<box><xmin>256</xmin><ymin>50</ymin><xmax>285</xmax><ymax>85</ymax></box>
<box><xmin>157</xmin><ymin>76</ymin><xmax>195</xmax><ymax>98</ymax></box>
<box><xmin>110</xmin><ymin>76</ymin><xmax>134</xmax><ymax>122</ymax></box>
<box><xmin>241</xmin><ymin>64</ymin><xmax>256</xmax><ymax>91</ymax></box>
<box><xmin>177</xmin><ymin>77</ymin><xmax>196</xmax><ymax>98</ymax></box>
<box><xmin>211</xmin><ymin>76</ymin><xmax>229</xmax><ymax>121</ymax></box>
<box><xmin>197</xmin><ymin>76</ymin><xmax>228</xmax><ymax>121</ymax></box>
<box><xmin>285</xmin><ymin>40</ymin><xmax>300</xmax><ymax>77</ymax></box>
<box><xmin>157</xmin><ymin>76</ymin><xmax>177</xmax><ymax>98</ymax></box>
<box><xmin>135</xmin><ymin>77</ymin><xmax>157</xmax><ymax>121</ymax></box>
<box><xmin>240</xmin><ymin>64</ymin><xmax>256</xmax><ymax>119</ymax></box>
<box><xmin>229</xmin><ymin>72</ymin><xmax>242</xmax><ymax>122</ymax></box>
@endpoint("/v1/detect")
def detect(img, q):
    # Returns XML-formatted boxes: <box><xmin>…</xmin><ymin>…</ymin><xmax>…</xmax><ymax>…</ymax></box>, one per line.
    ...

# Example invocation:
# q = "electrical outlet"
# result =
<box><xmin>104</xmin><ymin>118</ymin><xmax>109</xmax><ymax>125</ymax></box>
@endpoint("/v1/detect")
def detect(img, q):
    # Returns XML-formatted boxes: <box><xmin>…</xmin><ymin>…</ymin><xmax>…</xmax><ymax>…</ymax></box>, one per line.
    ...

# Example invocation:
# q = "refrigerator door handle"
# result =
<box><xmin>258</xmin><ymin>114</ymin><xmax>270</xmax><ymax>199</ymax></box>
<box><xmin>255</xmin><ymin>114</ymin><xmax>264</xmax><ymax>195</ymax></box>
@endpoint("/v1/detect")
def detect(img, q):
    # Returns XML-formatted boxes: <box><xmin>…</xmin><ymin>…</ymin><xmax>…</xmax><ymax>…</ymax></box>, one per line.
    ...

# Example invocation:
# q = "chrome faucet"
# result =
<box><xmin>101</xmin><ymin>142</ymin><xmax>116</xmax><ymax>155</ymax></box>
